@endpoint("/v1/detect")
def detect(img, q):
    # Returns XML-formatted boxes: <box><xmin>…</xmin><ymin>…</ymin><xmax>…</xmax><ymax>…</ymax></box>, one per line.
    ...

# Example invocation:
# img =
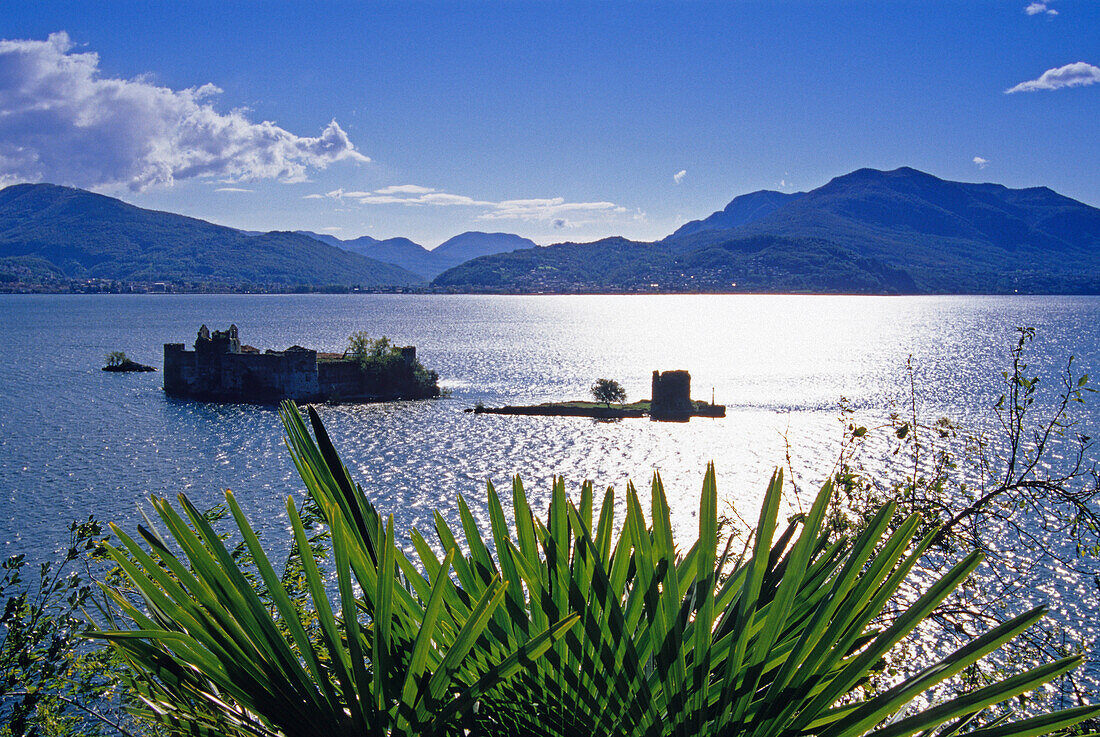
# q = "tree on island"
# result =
<box><xmin>344</xmin><ymin>331</ymin><xmax>440</xmax><ymax>398</ymax></box>
<box><xmin>591</xmin><ymin>377</ymin><xmax>626</xmax><ymax>407</ymax></box>
<box><xmin>345</xmin><ymin>330</ymin><xmax>392</xmax><ymax>370</ymax></box>
<box><xmin>105</xmin><ymin>351</ymin><xmax>128</xmax><ymax>367</ymax></box>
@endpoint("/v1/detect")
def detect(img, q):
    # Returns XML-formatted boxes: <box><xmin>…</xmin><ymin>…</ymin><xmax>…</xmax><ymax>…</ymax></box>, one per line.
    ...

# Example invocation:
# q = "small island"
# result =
<box><xmin>102</xmin><ymin>351</ymin><xmax>156</xmax><ymax>372</ymax></box>
<box><xmin>164</xmin><ymin>325</ymin><xmax>440</xmax><ymax>403</ymax></box>
<box><xmin>470</xmin><ymin>370</ymin><xmax>725</xmax><ymax>422</ymax></box>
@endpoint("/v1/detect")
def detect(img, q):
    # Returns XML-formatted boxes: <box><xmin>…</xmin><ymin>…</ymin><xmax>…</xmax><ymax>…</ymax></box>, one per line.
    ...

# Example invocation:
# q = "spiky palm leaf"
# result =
<box><xmin>90</xmin><ymin>473</ymin><xmax>575</xmax><ymax>736</ymax></box>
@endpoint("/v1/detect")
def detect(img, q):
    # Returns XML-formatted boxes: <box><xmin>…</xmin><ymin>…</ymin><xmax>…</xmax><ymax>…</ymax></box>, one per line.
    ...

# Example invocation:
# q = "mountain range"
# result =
<box><xmin>0</xmin><ymin>184</ymin><xmax>420</xmax><ymax>289</ymax></box>
<box><xmin>294</xmin><ymin>230</ymin><xmax>537</xmax><ymax>279</ymax></box>
<box><xmin>434</xmin><ymin>167</ymin><xmax>1100</xmax><ymax>294</ymax></box>
<box><xmin>2</xmin><ymin>167</ymin><xmax>1098</xmax><ymax>294</ymax></box>
<box><xmin>0</xmin><ymin>184</ymin><xmax>534</xmax><ymax>289</ymax></box>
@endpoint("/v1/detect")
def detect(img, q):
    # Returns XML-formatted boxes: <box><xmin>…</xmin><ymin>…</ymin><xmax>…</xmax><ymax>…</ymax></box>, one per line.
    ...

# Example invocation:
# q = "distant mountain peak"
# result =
<box><xmin>1</xmin><ymin>182</ymin><xmax>74</xmax><ymax>195</ymax></box>
<box><xmin>293</xmin><ymin>229</ymin><xmax>538</xmax><ymax>280</ymax></box>
<box><xmin>433</xmin><ymin>231</ymin><xmax>536</xmax><ymax>257</ymax></box>
<box><xmin>443</xmin><ymin>230</ymin><xmax>513</xmax><ymax>239</ymax></box>
<box><xmin>668</xmin><ymin>188</ymin><xmax>805</xmax><ymax>240</ymax></box>
<box><xmin>830</xmin><ymin>165</ymin><xmax>933</xmax><ymax>183</ymax></box>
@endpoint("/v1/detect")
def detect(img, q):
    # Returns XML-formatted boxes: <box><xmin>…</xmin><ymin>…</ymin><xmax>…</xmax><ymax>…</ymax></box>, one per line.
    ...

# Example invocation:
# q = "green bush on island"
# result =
<box><xmin>345</xmin><ymin>330</ymin><xmax>440</xmax><ymax>398</ymax></box>
<box><xmin>102</xmin><ymin>350</ymin><xmax>155</xmax><ymax>372</ymax></box>
<box><xmin>81</xmin><ymin>402</ymin><xmax>1099</xmax><ymax>737</ymax></box>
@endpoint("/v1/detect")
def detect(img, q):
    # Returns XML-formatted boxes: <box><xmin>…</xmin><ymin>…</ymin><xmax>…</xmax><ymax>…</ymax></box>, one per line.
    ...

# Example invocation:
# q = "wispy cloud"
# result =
<box><xmin>0</xmin><ymin>32</ymin><xmax>369</xmax><ymax>190</ymax></box>
<box><xmin>478</xmin><ymin>197</ymin><xmax>626</xmax><ymax>223</ymax></box>
<box><xmin>215</xmin><ymin>186</ymin><xmax>252</xmax><ymax>193</ymax></box>
<box><xmin>1005</xmin><ymin>62</ymin><xmax>1100</xmax><ymax>93</ymax></box>
<box><xmin>374</xmin><ymin>184</ymin><xmax>435</xmax><ymax>195</ymax></box>
<box><xmin>973</xmin><ymin>157</ymin><xmax>989</xmax><ymax>169</ymax></box>
<box><xmin>1024</xmin><ymin>1</ymin><xmax>1057</xmax><ymax>16</ymax></box>
<box><xmin>422</xmin><ymin>193</ymin><xmax>493</xmax><ymax>207</ymax></box>
<box><xmin>673</xmin><ymin>169</ymin><xmax>687</xmax><ymax>184</ymax></box>
<box><xmin>315</xmin><ymin>185</ymin><xmax>635</xmax><ymax>224</ymax></box>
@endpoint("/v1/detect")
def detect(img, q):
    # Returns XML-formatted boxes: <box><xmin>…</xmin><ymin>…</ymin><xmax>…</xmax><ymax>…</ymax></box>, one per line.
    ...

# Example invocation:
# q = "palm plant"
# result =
<box><xmin>91</xmin><ymin>460</ymin><xmax>574</xmax><ymax>736</ymax></box>
<box><xmin>399</xmin><ymin>460</ymin><xmax>1097</xmax><ymax>737</ymax></box>
<box><xmin>91</xmin><ymin>401</ymin><xmax>1098</xmax><ymax>737</ymax></box>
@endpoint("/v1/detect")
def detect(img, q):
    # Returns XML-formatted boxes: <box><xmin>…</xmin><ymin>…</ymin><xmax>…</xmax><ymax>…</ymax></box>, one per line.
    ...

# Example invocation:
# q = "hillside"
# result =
<box><xmin>325</xmin><ymin>235</ymin><xmax>441</xmax><ymax>280</ymax></box>
<box><xmin>0</xmin><ymin>184</ymin><xmax>422</xmax><ymax>289</ymax></box>
<box><xmin>434</xmin><ymin>237</ymin><xmax>661</xmax><ymax>291</ymax></box>
<box><xmin>298</xmin><ymin>230</ymin><xmax>537</xmax><ymax>279</ymax></box>
<box><xmin>669</xmin><ymin>190</ymin><xmax>805</xmax><ymax>239</ymax></box>
<box><xmin>432</xmin><ymin>232</ymin><xmax>537</xmax><ymax>268</ymax></box>
<box><xmin>434</xmin><ymin>168</ymin><xmax>1100</xmax><ymax>294</ymax></box>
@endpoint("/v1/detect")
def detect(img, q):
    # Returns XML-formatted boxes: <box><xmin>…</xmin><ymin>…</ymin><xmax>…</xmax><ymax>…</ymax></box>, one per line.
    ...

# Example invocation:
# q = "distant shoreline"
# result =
<box><xmin>4</xmin><ymin>284</ymin><xmax>1099</xmax><ymax>297</ymax></box>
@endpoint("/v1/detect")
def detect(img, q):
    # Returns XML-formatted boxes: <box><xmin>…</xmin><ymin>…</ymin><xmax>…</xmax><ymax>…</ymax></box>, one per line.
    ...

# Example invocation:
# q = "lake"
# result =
<box><xmin>4</xmin><ymin>292</ymin><xmax>1099</xmax><ymax>683</ymax></box>
<box><xmin>3</xmin><ymin>293</ymin><xmax>1100</xmax><ymax>557</ymax></box>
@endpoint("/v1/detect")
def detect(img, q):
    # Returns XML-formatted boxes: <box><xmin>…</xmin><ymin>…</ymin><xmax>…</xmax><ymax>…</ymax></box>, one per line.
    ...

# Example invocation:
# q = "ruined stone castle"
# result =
<box><xmin>164</xmin><ymin>325</ymin><xmax>433</xmax><ymax>403</ymax></box>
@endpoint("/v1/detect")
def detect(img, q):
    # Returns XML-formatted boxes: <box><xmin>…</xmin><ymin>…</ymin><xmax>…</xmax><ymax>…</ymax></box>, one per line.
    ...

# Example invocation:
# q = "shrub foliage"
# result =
<box><xmin>344</xmin><ymin>331</ymin><xmax>440</xmax><ymax>399</ymax></box>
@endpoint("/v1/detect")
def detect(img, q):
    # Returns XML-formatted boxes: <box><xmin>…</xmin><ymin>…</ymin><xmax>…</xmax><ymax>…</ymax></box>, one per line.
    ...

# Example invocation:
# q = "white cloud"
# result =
<box><xmin>481</xmin><ymin>197</ymin><xmax>626</xmax><ymax>223</ymax></box>
<box><xmin>302</xmin><ymin>193</ymin><xmax>325</xmax><ymax>199</ymax></box>
<box><xmin>358</xmin><ymin>195</ymin><xmax>418</xmax><ymax>205</ymax></box>
<box><xmin>1005</xmin><ymin>62</ymin><xmax>1100</xmax><ymax>93</ymax></box>
<box><xmin>1024</xmin><ymin>1</ymin><xmax>1057</xmax><ymax>16</ymax></box>
<box><xmin>311</xmin><ymin>184</ymin><xmax>636</xmax><ymax>224</ymax></box>
<box><xmin>374</xmin><ymin>184</ymin><xmax>435</xmax><ymax>195</ymax></box>
<box><xmin>214</xmin><ymin>186</ymin><xmax>252</xmax><ymax>193</ymax></box>
<box><xmin>973</xmin><ymin>157</ymin><xmax>989</xmax><ymax>169</ymax></box>
<box><xmin>321</xmin><ymin>226</ymin><xmax>342</xmax><ymax>232</ymax></box>
<box><xmin>673</xmin><ymin>169</ymin><xmax>687</xmax><ymax>184</ymax></box>
<box><xmin>321</xmin><ymin>189</ymin><xmax>473</xmax><ymax>206</ymax></box>
<box><xmin>0</xmin><ymin>32</ymin><xmax>369</xmax><ymax>190</ymax></box>
<box><xmin>420</xmin><ymin>193</ymin><xmax>492</xmax><ymax>207</ymax></box>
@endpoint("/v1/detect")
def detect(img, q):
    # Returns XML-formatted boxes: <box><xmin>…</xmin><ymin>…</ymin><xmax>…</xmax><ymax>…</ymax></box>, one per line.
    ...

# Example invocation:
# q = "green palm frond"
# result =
<box><xmin>90</xmin><ymin>431</ymin><xmax>576</xmax><ymax>736</ymax></box>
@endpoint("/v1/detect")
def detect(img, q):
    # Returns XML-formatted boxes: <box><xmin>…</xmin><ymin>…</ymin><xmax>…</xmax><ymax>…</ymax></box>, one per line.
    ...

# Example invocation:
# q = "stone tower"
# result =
<box><xmin>651</xmin><ymin>370</ymin><xmax>693</xmax><ymax>421</ymax></box>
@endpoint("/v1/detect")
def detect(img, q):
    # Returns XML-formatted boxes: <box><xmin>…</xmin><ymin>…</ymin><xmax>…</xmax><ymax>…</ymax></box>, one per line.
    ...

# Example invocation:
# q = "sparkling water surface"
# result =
<box><xmin>2</xmin><ymin>293</ymin><xmax>1099</xmax><ymax>564</ymax></box>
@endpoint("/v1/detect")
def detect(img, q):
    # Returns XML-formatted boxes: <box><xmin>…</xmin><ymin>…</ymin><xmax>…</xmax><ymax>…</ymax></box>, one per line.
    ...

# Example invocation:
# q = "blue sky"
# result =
<box><xmin>2</xmin><ymin>1</ymin><xmax>1098</xmax><ymax>247</ymax></box>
